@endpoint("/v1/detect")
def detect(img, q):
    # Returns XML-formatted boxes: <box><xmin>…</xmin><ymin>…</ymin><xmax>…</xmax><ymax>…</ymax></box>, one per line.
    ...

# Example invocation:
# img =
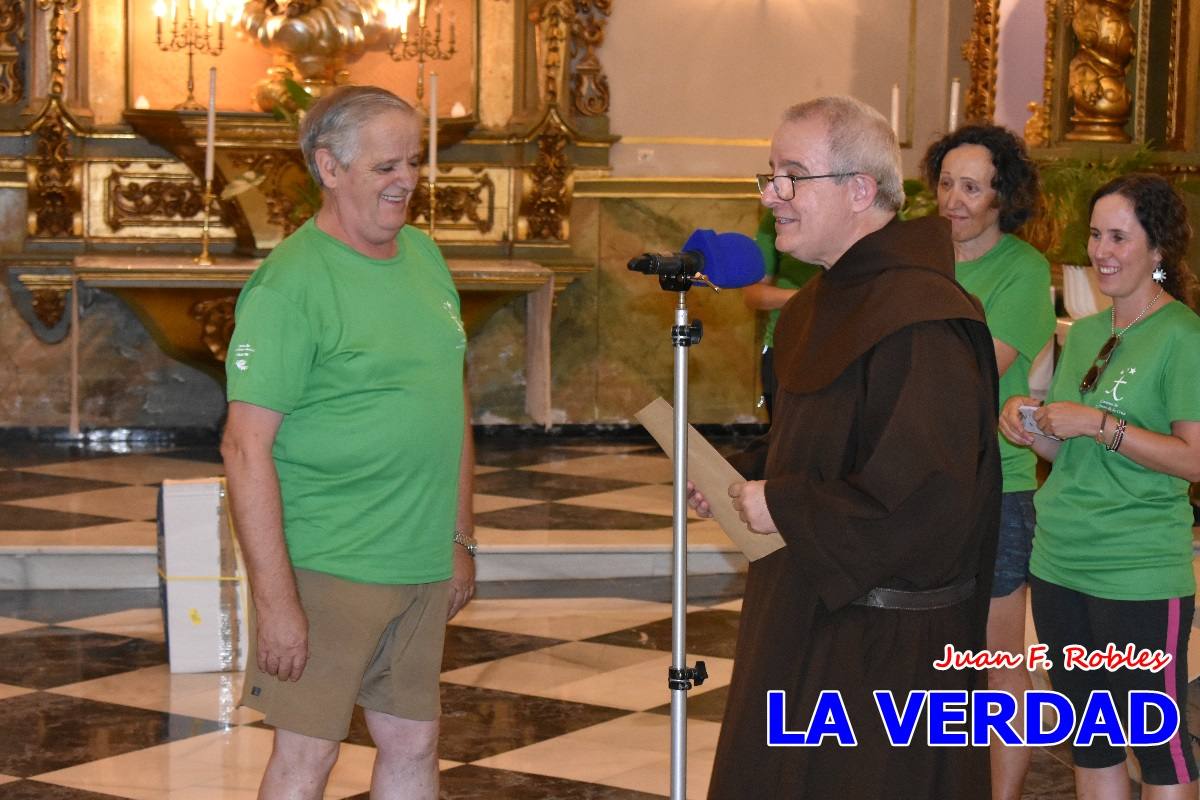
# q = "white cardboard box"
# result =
<box><xmin>158</xmin><ymin>477</ymin><xmax>248</xmax><ymax>673</ymax></box>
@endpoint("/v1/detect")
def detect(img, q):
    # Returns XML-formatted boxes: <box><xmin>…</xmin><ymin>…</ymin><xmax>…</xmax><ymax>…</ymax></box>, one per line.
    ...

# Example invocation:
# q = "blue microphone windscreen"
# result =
<box><xmin>682</xmin><ymin>229</ymin><xmax>765</xmax><ymax>288</ymax></box>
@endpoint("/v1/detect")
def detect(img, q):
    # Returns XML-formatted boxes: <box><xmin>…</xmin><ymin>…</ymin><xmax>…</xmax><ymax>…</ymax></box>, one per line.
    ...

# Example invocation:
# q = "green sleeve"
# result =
<box><xmin>987</xmin><ymin>258</ymin><xmax>1055</xmax><ymax>360</ymax></box>
<box><xmin>755</xmin><ymin>210</ymin><xmax>779</xmax><ymax>279</ymax></box>
<box><xmin>1164</xmin><ymin>321</ymin><xmax>1200</xmax><ymax>422</ymax></box>
<box><xmin>226</xmin><ymin>285</ymin><xmax>316</xmax><ymax>414</ymax></box>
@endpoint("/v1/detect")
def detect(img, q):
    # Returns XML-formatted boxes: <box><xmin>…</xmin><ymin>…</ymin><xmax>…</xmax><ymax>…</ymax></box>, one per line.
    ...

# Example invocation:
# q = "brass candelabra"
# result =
<box><xmin>153</xmin><ymin>0</ymin><xmax>226</xmax><ymax>109</ymax></box>
<box><xmin>383</xmin><ymin>0</ymin><xmax>456</xmax><ymax>102</ymax></box>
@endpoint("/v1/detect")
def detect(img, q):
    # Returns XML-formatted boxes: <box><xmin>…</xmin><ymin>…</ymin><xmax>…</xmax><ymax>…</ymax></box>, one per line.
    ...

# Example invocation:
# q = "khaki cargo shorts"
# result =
<box><xmin>241</xmin><ymin>567</ymin><xmax>450</xmax><ymax>741</ymax></box>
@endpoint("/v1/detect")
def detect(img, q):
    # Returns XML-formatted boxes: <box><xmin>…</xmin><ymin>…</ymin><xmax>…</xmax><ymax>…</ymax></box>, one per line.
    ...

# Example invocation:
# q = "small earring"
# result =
<box><xmin>1152</xmin><ymin>265</ymin><xmax>1167</xmax><ymax>284</ymax></box>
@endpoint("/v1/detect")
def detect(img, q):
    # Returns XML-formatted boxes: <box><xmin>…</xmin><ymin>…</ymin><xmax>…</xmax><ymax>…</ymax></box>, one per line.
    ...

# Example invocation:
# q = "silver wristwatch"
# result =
<box><xmin>453</xmin><ymin>530</ymin><xmax>478</xmax><ymax>557</ymax></box>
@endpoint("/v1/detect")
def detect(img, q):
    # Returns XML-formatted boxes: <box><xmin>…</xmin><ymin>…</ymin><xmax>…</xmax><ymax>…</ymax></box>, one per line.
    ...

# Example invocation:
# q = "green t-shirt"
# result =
<box><xmin>754</xmin><ymin>210</ymin><xmax>822</xmax><ymax>347</ymax></box>
<box><xmin>1031</xmin><ymin>301</ymin><xmax>1200</xmax><ymax>600</ymax></box>
<box><xmin>955</xmin><ymin>234</ymin><xmax>1056</xmax><ymax>493</ymax></box>
<box><xmin>226</xmin><ymin>219</ymin><xmax>467</xmax><ymax>585</ymax></box>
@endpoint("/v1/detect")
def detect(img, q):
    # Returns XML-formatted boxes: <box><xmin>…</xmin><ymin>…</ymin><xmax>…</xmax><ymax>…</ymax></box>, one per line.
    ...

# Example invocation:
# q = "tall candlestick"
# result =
<box><xmin>204</xmin><ymin>67</ymin><xmax>216</xmax><ymax>183</ymax></box>
<box><xmin>948</xmin><ymin>78</ymin><xmax>961</xmax><ymax>132</ymax></box>
<box><xmin>889</xmin><ymin>84</ymin><xmax>900</xmax><ymax>139</ymax></box>
<box><xmin>429</xmin><ymin>72</ymin><xmax>438</xmax><ymax>186</ymax></box>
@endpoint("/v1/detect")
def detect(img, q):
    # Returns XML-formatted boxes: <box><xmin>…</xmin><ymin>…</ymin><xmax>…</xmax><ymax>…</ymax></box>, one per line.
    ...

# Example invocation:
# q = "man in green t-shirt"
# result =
<box><xmin>221</xmin><ymin>86</ymin><xmax>476</xmax><ymax>798</ymax></box>
<box><xmin>745</xmin><ymin>209</ymin><xmax>822</xmax><ymax>418</ymax></box>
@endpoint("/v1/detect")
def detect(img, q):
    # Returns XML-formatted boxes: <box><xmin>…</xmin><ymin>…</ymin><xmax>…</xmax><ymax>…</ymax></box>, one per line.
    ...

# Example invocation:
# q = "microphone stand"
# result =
<box><xmin>650</xmin><ymin>267</ymin><xmax>714</xmax><ymax>800</ymax></box>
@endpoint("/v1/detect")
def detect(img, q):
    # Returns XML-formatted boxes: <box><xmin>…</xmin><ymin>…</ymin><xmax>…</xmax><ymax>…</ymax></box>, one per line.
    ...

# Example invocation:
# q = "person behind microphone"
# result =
<box><xmin>221</xmin><ymin>85</ymin><xmax>476</xmax><ymax>798</ymax></box>
<box><xmin>743</xmin><ymin>210</ymin><xmax>821</xmax><ymax>419</ymax></box>
<box><xmin>689</xmin><ymin>96</ymin><xmax>1001</xmax><ymax>799</ymax></box>
<box><xmin>921</xmin><ymin>124</ymin><xmax>1054</xmax><ymax>800</ymax></box>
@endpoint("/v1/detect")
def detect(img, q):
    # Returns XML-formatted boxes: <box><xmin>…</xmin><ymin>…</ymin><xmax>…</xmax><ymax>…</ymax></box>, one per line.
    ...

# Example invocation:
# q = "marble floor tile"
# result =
<box><xmin>475</xmin><ymin>502</ymin><xmax>672</xmax><ymax>531</ymax></box>
<box><xmin>0</xmin><ymin>776</ymin><xmax>19</xmax><ymax>786</ymax></box>
<box><xmin>523</xmin><ymin>454</ymin><xmax>675</xmax><ymax>484</ymax></box>
<box><xmin>473</xmin><ymin>525</ymin><xmax>734</xmax><ymax>548</ymax></box>
<box><xmin>587</xmin><ymin>609</ymin><xmax>741</xmax><ymax>661</ymax></box>
<box><xmin>0</xmin><ymin>443</ymin><xmax>138</xmax><ymax>470</ymax></box>
<box><xmin>0</xmin><ymin>627</ymin><xmax>166</xmax><ymax>689</ymax></box>
<box><xmin>0</xmin><ymin>590</ymin><xmax>159</xmax><ymax>625</ymax></box>
<box><xmin>55</xmin><ymin>609</ymin><xmax>164</xmax><ymax>643</ymax></box>
<box><xmin>48</xmin><ymin>665</ymin><xmax>260</xmax><ymax>726</ymax></box>
<box><xmin>448</xmin><ymin>598</ymin><xmax>674</xmax><ymax>641</ymax></box>
<box><xmin>471</xmin><ymin>493</ymin><xmax>539</xmax><ymax>514</ymax></box>
<box><xmin>0</xmin><ymin>506</ymin><xmax>128</xmax><ymax>533</ymax></box>
<box><xmin>31</xmin><ymin>726</ymin><xmax>373</xmax><ymax>800</ymax></box>
<box><xmin>0</xmin><ymin>781</ymin><xmax>133</xmax><ymax>798</ymax></box>
<box><xmin>438</xmin><ymin>683</ymin><xmax>630</xmax><ymax>763</ymax></box>
<box><xmin>646</xmin><ymin>685</ymin><xmax>728</xmax><ymax>724</ymax></box>
<box><xmin>432</xmin><ymin>764</ymin><xmax>667</xmax><ymax>800</ymax></box>
<box><xmin>441</xmin><ymin>625</ymin><xmax>564</xmax><ymax>672</ymax></box>
<box><xmin>0</xmin><ymin>472</ymin><xmax>126</xmax><ymax>504</ymax></box>
<box><xmin>20</xmin><ymin>457</ymin><xmax>222</xmax><ymax>486</ymax></box>
<box><xmin>441</xmin><ymin>641</ymin><xmax>733</xmax><ymax>712</ymax></box>
<box><xmin>0</xmin><ymin>617</ymin><xmax>44</xmax><ymax>636</ymax></box>
<box><xmin>707</xmin><ymin>598</ymin><xmax>742</xmax><ymax>613</ymax></box>
<box><xmin>0</xmin><ymin>692</ymin><xmax>220</xmax><ymax>776</ymax></box>
<box><xmin>559</xmin><ymin>484</ymin><xmax>701</xmax><ymax>518</ymax></box>
<box><xmin>0</xmin><ymin>684</ymin><xmax>34</xmax><ymax>702</ymax></box>
<box><xmin>153</xmin><ymin>447</ymin><xmax>221</xmax><ymax>465</ymax></box>
<box><xmin>0</xmin><ymin>522</ymin><xmax>158</xmax><ymax>548</ymax></box>
<box><xmin>473</xmin><ymin>712</ymin><xmax>721</xmax><ymax>800</ymax></box>
<box><xmin>8</xmin><ymin>487</ymin><xmax>160</xmax><ymax>522</ymax></box>
<box><xmin>474</xmin><ymin>471</ymin><xmax>644</xmax><ymax>502</ymax></box>
<box><xmin>474</xmin><ymin>446</ymin><xmax>596</xmax><ymax>470</ymax></box>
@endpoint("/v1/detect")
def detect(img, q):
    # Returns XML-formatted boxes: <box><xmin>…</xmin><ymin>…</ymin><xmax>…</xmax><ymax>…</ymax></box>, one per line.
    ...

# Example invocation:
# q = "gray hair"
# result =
<box><xmin>783</xmin><ymin>96</ymin><xmax>904</xmax><ymax>212</ymax></box>
<box><xmin>298</xmin><ymin>85</ymin><xmax>416</xmax><ymax>188</ymax></box>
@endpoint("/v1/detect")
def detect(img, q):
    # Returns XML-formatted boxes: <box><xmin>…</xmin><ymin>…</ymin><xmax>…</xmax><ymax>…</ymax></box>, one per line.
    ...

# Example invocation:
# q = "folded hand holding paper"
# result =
<box><xmin>635</xmin><ymin>397</ymin><xmax>786</xmax><ymax>561</ymax></box>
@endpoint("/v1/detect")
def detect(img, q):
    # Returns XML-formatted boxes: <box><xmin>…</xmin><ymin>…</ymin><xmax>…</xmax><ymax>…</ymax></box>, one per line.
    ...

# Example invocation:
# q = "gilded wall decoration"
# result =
<box><xmin>191</xmin><ymin>295</ymin><xmax>238</xmax><ymax>362</ymax></box>
<box><xmin>518</xmin><ymin>112</ymin><xmax>571</xmax><ymax>241</ymax></box>
<box><xmin>529</xmin><ymin>0</ymin><xmax>571</xmax><ymax>112</ymax></box>
<box><xmin>106</xmin><ymin>172</ymin><xmax>210</xmax><ymax>231</ymax></box>
<box><xmin>27</xmin><ymin>101</ymin><xmax>83</xmax><ymax>237</ymax></box>
<box><xmin>570</xmin><ymin>0</ymin><xmax>610</xmax><ymax>117</ymax></box>
<box><xmin>963</xmin><ymin>0</ymin><xmax>999</xmax><ymax>123</ymax></box>
<box><xmin>1066</xmin><ymin>0</ymin><xmax>1135</xmax><ymax>142</ymax></box>
<box><xmin>27</xmin><ymin>0</ymin><xmax>83</xmax><ymax>239</ymax></box>
<box><xmin>410</xmin><ymin>170</ymin><xmax>496</xmax><ymax>234</ymax></box>
<box><xmin>0</xmin><ymin>0</ymin><xmax>25</xmax><ymax>104</ymax></box>
<box><xmin>226</xmin><ymin>150</ymin><xmax>315</xmax><ymax>237</ymax></box>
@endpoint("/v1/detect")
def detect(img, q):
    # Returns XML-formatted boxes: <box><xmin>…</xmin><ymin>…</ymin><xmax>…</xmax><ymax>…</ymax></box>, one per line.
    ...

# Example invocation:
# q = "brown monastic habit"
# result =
<box><xmin>708</xmin><ymin>215</ymin><xmax>1001</xmax><ymax>799</ymax></box>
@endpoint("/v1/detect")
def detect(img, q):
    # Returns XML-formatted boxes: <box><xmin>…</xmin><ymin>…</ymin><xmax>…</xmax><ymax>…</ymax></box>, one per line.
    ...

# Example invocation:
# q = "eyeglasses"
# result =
<box><xmin>1079</xmin><ymin>334</ymin><xmax>1120</xmax><ymax>394</ymax></box>
<box><xmin>755</xmin><ymin>172</ymin><xmax>857</xmax><ymax>201</ymax></box>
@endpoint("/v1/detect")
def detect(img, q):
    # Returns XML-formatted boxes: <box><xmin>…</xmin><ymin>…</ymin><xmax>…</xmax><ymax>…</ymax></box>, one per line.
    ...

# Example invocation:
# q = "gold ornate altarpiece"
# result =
<box><xmin>4</xmin><ymin>0</ymin><xmax>617</xmax><ymax>427</ymax></box>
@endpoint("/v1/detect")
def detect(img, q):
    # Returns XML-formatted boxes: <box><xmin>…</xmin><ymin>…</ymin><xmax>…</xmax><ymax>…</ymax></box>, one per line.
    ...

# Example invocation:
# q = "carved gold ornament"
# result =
<box><xmin>191</xmin><ymin>295</ymin><xmax>238</xmax><ymax>362</ymax></box>
<box><xmin>963</xmin><ymin>0</ymin><xmax>999</xmax><ymax>124</ymax></box>
<box><xmin>1066</xmin><ymin>0</ymin><xmax>1135</xmax><ymax>142</ymax></box>
<box><xmin>0</xmin><ymin>0</ymin><xmax>25</xmax><ymax>105</ymax></box>
<box><xmin>239</xmin><ymin>0</ymin><xmax>388</xmax><ymax>110</ymax></box>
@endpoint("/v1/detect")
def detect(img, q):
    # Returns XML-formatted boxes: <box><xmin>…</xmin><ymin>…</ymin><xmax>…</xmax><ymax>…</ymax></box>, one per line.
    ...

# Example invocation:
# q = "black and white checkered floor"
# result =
<box><xmin>0</xmin><ymin>436</ymin><xmax>1152</xmax><ymax>798</ymax></box>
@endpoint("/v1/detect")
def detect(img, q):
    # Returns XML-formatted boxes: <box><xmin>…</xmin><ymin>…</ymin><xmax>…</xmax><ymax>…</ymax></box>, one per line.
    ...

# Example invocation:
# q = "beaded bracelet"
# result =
<box><xmin>1106</xmin><ymin>417</ymin><xmax>1128</xmax><ymax>452</ymax></box>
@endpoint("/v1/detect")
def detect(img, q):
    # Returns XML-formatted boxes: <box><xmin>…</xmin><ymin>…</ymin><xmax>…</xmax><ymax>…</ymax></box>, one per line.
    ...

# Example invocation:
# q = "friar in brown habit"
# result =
<box><xmin>691</xmin><ymin>97</ymin><xmax>1001</xmax><ymax>799</ymax></box>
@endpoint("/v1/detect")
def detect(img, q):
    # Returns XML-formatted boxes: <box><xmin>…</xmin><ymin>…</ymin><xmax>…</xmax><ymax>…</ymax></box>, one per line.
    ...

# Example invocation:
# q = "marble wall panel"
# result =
<box><xmin>0</xmin><ymin>287</ymin><xmax>226</xmax><ymax>429</ymax></box>
<box><xmin>1</xmin><ymin>193</ymin><xmax>770</xmax><ymax>429</ymax></box>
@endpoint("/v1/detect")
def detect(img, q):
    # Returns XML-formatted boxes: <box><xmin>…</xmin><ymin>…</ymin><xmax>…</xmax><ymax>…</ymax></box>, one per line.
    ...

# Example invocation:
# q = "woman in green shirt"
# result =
<box><xmin>1001</xmin><ymin>174</ymin><xmax>1200</xmax><ymax>798</ymax></box>
<box><xmin>923</xmin><ymin>125</ymin><xmax>1055</xmax><ymax>800</ymax></box>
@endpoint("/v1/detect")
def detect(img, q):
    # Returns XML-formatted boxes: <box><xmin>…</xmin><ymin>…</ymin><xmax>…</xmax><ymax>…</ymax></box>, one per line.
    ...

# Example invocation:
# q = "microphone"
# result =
<box><xmin>628</xmin><ymin>229</ymin><xmax>765</xmax><ymax>289</ymax></box>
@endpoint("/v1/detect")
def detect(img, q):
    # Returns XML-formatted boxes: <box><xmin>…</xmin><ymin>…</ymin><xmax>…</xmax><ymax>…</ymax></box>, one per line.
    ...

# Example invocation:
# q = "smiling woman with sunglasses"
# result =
<box><xmin>999</xmin><ymin>174</ymin><xmax>1200</xmax><ymax>799</ymax></box>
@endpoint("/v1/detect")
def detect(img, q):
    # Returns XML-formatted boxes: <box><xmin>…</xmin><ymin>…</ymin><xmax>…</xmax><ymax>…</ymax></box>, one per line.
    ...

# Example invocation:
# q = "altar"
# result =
<box><xmin>61</xmin><ymin>255</ymin><xmax>556</xmax><ymax>433</ymax></box>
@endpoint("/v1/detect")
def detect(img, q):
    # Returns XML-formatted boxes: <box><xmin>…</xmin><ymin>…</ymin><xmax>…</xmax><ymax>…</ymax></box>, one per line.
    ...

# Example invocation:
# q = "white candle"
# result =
<box><xmin>429</xmin><ymin>72</ymin><xmax>438</xmax><ymax>186</ymax></box>
<box><xmin>948</xmin><ymin>78</ymin><xmax>961</xmax><ymax>132</ymax></box>
<box><xmin>204</xmin><ymin>67</ymin><xmax>216</xmax><ymax>184</ymax></box>
<box><xmin>889</xmin><ymin>84</ymin><xmax>900</xmax><ymax>139</ymax></box>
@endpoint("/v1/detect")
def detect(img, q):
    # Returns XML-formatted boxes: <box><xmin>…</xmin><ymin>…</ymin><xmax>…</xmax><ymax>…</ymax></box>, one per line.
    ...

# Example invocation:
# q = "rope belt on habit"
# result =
<box><xmin>850</xmin><ymin>578</ymin><xmax>976</xmax><ymax>611</ymax></box>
